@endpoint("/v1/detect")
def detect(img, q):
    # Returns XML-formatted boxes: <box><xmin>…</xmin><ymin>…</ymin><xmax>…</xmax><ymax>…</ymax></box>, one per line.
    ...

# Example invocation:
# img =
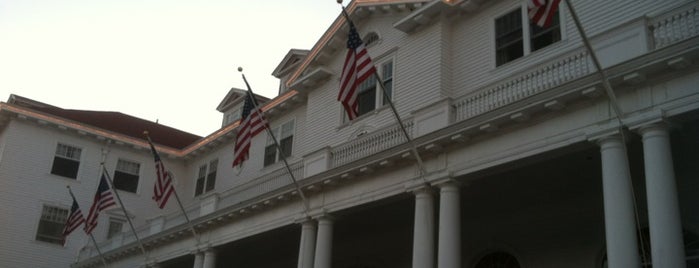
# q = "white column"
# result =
<box><xmin>313</xmin><ymin>216</ymin><xmax>334</xmax><ymax>268</ymax></box>
<box><xmin>202</xmin><ymin>248</ymin><xmax>216</xmax><ymax>268</ymax></box>
<box><xmin>297</xmin><ymin>219</ymin><xmax>317</xmax><ymax>268</ymax></box>
<box><xmin>193</xmin><ymin>251</ymin><xmax>204</xmax><ymax>268</ymax></box>
<box><xmin>437</xmin><ymin>182</ymin><xmax>460</xmax><ymax>268</ymax></box>
<box><xmin>599</xmin><ymin>135</ymin><xmax>641</xmax><ymax>268</ymax></box>
<box><xmin>640</xmin><ymin>123</ymin><xmax>686</xmax><ymax>268</ymax></box>
<box><xmin>412</xmin><ymin>186</ymin><xmax>435</xmax><ymax>268</ymax></box>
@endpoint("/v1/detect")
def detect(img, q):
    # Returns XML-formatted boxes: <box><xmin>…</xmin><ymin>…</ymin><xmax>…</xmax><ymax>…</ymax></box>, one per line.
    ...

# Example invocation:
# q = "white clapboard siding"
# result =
<box><xmin>451</xmin><ymin>0</ymin><xmax>692</xmax><ymax>97</ymax></box>
<box><xmin>0</xmin><ymin>119</ymin><xmax>185</xmax><ymax>267</ymax></box>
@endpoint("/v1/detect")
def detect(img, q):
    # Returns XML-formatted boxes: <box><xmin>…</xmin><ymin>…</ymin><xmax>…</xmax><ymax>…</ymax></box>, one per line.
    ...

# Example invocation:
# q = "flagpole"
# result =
<box><xmin>238</xmin><ymin>67</ymin><xmax>312</xmax><ymax>218</ymax></box>
<box><xmin>338</xmin><ymin>4</ymin><xmax>428</xmax><ymax>178</ymax></box>
<box><xmin>562</xmin><ymin>0</ymin><xmax>649</xmax><ymax>264</ymax></box>
<box><xmin>143</xmin><ymin>131</ymin><xmax>201</xmax><ymax>245</ymax></box>
<box><xmin>67</xmin><ymin>186</ymin><xmax>109</xmax><ymax>268</ymax></box>
<box><xmin>99</xmin><ymin>164</ymin><xmax>149</xmax><ymax>262</ymax></box>
<box><xmin>563</xmin><ymin>0</ymin><xmax>624</xmax><ymax>122</ymax></box>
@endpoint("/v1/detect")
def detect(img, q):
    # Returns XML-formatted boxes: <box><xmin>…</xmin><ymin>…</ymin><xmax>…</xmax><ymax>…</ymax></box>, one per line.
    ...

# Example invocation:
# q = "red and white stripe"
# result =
<box><xmin>528</xmin><ymin>0</ymin><xmax>561</xmax><ymax>28</ymax></box>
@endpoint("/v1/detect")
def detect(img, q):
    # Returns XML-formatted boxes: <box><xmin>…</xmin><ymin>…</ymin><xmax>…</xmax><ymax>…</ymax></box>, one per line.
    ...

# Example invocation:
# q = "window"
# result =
<box><xmin>264</xmin><ymin>120</ymin><xmax>294</xmax><ymax>167</ymax></box>
<box><xmin>51</xmin><ymin>143</ymin><xmax>82</xmax><ymax>179</ymax></box>
<box><xmin>195</xmin><ymin>159</ymin><xmax>218</xmax><ymax>197</ymax></box>
<box><xmin>106</xmin><ymin>218</ymin><xmax>124</xmax><ymax>239</ymax></box>
<box><xmin>364</xmin><ymin>32</ymin><xmax>379</xmax><ymax>47</ymax></box>
<box><xmin>113</xmin><ymin>159</ymin><xmax>140</xmax><ymax>193</ymax></box>
<box><xmin>495</xmin><ymin>6</ymin><xmax>560</xmax><ymax>66</ymax></box>
<box><xmin>35</xmin><ymin>205</ymin><xmax>69</xmax><ymax>244</ymax></box>
<box><xmin>354</xmin><ymin>59</ymin><xmax>394</xmax><ymax>118</ymax></box>
<box><xmin>474</xmin><ymin>251</ymin><xmax>521</xmax><ymax>268</ymax></box>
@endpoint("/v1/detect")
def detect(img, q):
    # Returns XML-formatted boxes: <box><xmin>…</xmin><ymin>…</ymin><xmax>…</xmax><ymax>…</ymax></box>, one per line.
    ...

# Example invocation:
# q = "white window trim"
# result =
<box><xmin>491</xmin><ymin>2</ymin><xmax>567</xmax><ymax>69</ymax></box>
<box><xmin>339</xmin><ymin>53</ymin><xmax>396</xmax><ymax>125</ymax></box>
<box><xmin>106</xmin><ymin>217</ymin><xmax>126</xmax><ymax>240</ymax></box>
<box><xmin>34</xmin><ymin>203</ymin><xmax>70</xmax><ymax>245</ymax></box>
<box><xmin>50</xmin><ymin>142</ymin><xmax>83</xmax><ymax>180</ymax></box>
<box><xmin>264</xmin><ymin>119</ymin><xmax>296</xmax><ymax>167</ymax></box>
<box><xmin>194</xmin><ymin>158</ymin><xmax>218</xmax><ymax>197</ymax></box>
<box><xmin>113</xmin><ymin>158</ymin><xmax>141</xmax><ymax>194</ymax></box>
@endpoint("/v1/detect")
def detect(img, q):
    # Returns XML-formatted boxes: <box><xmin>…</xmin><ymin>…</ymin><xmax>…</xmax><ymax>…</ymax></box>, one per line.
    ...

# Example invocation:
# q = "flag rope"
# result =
<box><xmin>67</xmin><ymin>186</ymin><xmax>109</xmax><ymax>268</ymax></box>
<box><xmin>239</xmin><ymin>69</ymin><xmax>312</xmax><ymax>218</ymax></box>
<box><xmin>143</xmin><ymin>132</ymin><xmax>201</xmax><ymax>245</ymax></box>
<box><xmin>563</xmin><ymin>0</ymin><xmax>647</xmax><ymax>264</ymax></box>
<box><xmin>99</xmin><ymin>164</ymin><xmax>149</xmax><ymax>263</ymax></box>
<box><xmin>338</xmin><ymin>5</ymin><xmax>429</xmax><ymax>180</ymax></box>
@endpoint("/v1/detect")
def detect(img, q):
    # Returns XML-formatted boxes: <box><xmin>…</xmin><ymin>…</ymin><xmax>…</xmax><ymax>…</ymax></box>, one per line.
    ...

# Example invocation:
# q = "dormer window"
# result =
<box><xmin>364</xmin><ymin>32</ymin><xmax>379</xmax><ymax>47</ymax></box>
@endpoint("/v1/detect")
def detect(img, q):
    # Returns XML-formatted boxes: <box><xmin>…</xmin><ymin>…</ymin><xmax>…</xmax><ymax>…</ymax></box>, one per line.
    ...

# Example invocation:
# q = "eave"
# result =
<box><xmin>286</xmin><ymin>0</ymin><xmax>430</xmax><ymax>89</ymax></box>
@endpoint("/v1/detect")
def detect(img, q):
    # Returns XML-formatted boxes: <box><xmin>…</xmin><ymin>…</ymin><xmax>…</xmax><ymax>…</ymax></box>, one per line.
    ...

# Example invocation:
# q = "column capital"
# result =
<box><xmin>636</xmin><ymin>121</ymin><xmax>674</xmax><ymax>136</ymax></box>
<box><xmin>192</xmin><ymin>243</ymin><xmax>214</xmax><ymax>253</ymax></box>
<box><xmin>587</xmin><ymin>127</ymin><xmax>630</xmax><ymax>144</ymax></box>
<box><xmin>623</xmin><ymin>109</ymin><xmax>665</xmax><ymax>130</ymax></box>
<box><xmin>312</xmin><ymin>213</ymin><xmax>335</xmax><ymax>222</ymax></box>
<box><xmin>433</xmin><ymin>177</ymin><xmax>461</xmax><ymax>189</ymax></box>
<box><xmin>294</xmin><ymin>215</ymin><xmax>315</xmax><ymax>225</ymax></box>
<box><xmin>405</xmin><ymin>182</ymin><xmax>434</xmax><ymax>194</ymax></box>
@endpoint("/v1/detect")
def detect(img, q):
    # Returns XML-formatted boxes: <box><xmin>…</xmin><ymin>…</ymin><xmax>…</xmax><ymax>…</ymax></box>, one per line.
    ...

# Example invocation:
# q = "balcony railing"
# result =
<box><xmin>76</xmin><ymin>2</ymin><xmax>699</xmax><ymax>263</ymax></box>
<box><xmin>453</xmin><ymin>49</ymin><xmax>591</xmax><ymax>122</ymax></box>
<box><xmin>331</xmin><ymin>120</ymin><xmax>415</xmax><ymax>167</ymax></box>
<box><xmin>650</xmin><ymin>1</ymin><xmax>699</xmax><ymax>49</ymax></box>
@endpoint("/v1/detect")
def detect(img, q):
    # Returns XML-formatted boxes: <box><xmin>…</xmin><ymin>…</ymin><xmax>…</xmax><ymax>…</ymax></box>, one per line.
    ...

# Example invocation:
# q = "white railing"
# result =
<box><xmin>454</xmin><ymin>1</ymin><xmax>699</xmax><ymax>123</ymax></box>
<box><xmin>453</xmin><ymin>49</ymin><xmax>591</xmax><ymax>121</ymax></box>
<box><xmin>331</xmin><ymin>120</ymin><xmax>414</xmax><ymax>167</ymax></box>
<box><xmin>77</xmin><ymin>2</ymin><xmax>699</xmax><ymax>264</ymax></box>
<box><xmin>217</xmin><ymin>160</ymin><xmax>304</xmax><ymax>206</ymax></box>
<box><xmin>78</xmin><ymin>161</ymin><xmax>304</xmax><ymax>260</ymax></box>
<box><xmin>650</xmin><ymin>1</ymin><xmax>699</xmax><ymax>49</ymax></box>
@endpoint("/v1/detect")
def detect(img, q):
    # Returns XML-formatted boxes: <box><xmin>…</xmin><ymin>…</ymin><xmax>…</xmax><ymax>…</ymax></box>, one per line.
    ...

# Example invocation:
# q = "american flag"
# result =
<box><xmin>62</xmin><ymin>195</ymin><xmax>85</xmax><ymax>241</ymax></box>
<box><xmin>148</xmin><ymin>139</ymin><xmax>175</xmax><ymax>209</ymax></box>
<box><xmin>528</xmin><ymin>0</ymin><xmax>561</xmax><ymax>28</ymax></box>
<box><xmin>84</xmin><ymin>173</ymin><xmax>116</xmax><ymax>234</ymax></box>
<box><xmin>232</xmin><ymin>92</ymin><xmax>267</xmax><ymax>167</ymax></box>
<box><xmin>338</xmin><ymin>22</ymin><xmax>376</xmax><ymax>120</ymax></box>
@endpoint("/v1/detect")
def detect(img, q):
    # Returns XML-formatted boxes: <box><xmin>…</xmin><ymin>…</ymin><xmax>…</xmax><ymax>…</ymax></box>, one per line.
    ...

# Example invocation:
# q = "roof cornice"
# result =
<box><xmin>286</xmin><ymin>0</ymin><xmax>429</xmax><ymax>88</ymax></box>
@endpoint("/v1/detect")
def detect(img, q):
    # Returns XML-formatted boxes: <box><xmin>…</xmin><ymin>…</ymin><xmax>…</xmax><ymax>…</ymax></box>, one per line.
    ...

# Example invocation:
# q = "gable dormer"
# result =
<box><xmin>286</xmin><ymin>0</ymin><xmax>431</xmax><ymax>93</ymax></box>
<box><xmin>272</xmin><ymin>49</ymin><xmax>310</xmax><ymax>95</ymax></box>
<box><xmin>216</xmin><ymin>88</ymin><xmax>270</xmax><ymax>127</ymax></box>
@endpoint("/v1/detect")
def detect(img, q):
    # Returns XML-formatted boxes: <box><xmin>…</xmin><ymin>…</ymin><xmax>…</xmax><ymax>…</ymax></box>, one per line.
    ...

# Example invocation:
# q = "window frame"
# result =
<box><xmin>50</xmin><ymin>143</ymin><xmax>82</xmax><ymax>179</ymax></box>
<box><xmin>493</xmin><ymin>3</ymin><xmax>563</xmax><ymax>67</ymax></box>
<box><xmin>342</xmin><ymin>56</ymin><xmax>395</xmax><ymax>122</ymax></box>
<box><xmin>112</xmin><ymin>158</ymin><xmax>141</xmax><ymax>194</ymax></box>
<box><xmin>35</xmin><ymin>204</ymin><xmax>69</xmax><ymax>245</ymax></box>
<box><xmin>106</xmin><ymin>217</ymin><xmax>125</xmax><ymax>240</ymax></box>
<box><xmin>194</xmin><ymin>159</ymin><xmax>218</xmax><ymax>197</ymax></box>
<box><xmin>263</xmin><ymin>119</ymin><xmax>295</xmax><ymax>167</ymax></box>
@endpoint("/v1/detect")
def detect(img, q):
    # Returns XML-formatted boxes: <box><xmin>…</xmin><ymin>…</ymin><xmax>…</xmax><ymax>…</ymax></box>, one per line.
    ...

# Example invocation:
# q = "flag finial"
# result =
<box><xmin>337</xmin><ymin>0</ymin><xmax>342</xmax><ymax>4</ymax></box>
<box><xmin>238</xmin><ymin>67</ymin><xmax>243</xmax><ymax>72</ymax></box>
<box><xmin>143</xmin><ymin>130</ymin><xmax>149</xmax><ymax>136</ymax></box>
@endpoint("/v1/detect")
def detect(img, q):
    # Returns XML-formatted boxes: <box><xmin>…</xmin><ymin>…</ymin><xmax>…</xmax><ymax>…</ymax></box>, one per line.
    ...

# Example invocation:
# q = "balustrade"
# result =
<box><xmin>76</xmin><ymin>2</ymin><xmax>699</xmax><ymax>263</ymax></box>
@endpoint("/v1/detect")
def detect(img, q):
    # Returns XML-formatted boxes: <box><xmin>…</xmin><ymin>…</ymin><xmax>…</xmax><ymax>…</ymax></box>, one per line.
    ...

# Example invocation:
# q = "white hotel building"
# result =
<box><xmin>1</xmin><ymin>0</ymin><xmax>698</xmax><ymax>267</ymax></box>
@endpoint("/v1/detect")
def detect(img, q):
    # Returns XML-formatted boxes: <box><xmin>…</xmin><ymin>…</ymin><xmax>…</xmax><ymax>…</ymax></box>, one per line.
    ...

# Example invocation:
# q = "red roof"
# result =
<box><xmin>8</xmin><ymin>95</ymin><xmax>201</xmax><ymax>149</ymax></box>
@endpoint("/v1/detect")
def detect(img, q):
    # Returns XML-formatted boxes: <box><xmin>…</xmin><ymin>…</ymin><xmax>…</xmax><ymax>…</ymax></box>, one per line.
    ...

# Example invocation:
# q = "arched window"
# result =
<box><xmin>363</xmin><ymin>31</ymin><xmax>379</xmax><ymax>47</ymax></box>
<box><xmin>474</xmin><ymin>251</ymin><xmax>521</xmax><ymax>268</ymax></box>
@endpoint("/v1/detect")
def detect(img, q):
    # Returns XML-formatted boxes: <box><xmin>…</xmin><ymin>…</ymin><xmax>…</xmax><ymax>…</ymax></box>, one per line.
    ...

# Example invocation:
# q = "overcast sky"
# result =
<box><xmin>0</xmin><ymin>0</ymin><xmax>342</xmax><ymax>136</ymax></box>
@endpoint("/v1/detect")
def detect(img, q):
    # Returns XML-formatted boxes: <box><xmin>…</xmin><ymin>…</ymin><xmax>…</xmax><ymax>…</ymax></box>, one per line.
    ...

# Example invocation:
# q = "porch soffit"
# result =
<box><xmin>72</xmin><ymin>37</ymin><xmax>699</xmax><ymax>266</ymax></box>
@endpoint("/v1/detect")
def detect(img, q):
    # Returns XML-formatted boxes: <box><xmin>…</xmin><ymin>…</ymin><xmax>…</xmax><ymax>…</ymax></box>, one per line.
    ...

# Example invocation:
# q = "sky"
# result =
<box><xmin>0</xmin><ymin>0</ymin><xmax>342</xmax><ymax>137</ymax></box>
